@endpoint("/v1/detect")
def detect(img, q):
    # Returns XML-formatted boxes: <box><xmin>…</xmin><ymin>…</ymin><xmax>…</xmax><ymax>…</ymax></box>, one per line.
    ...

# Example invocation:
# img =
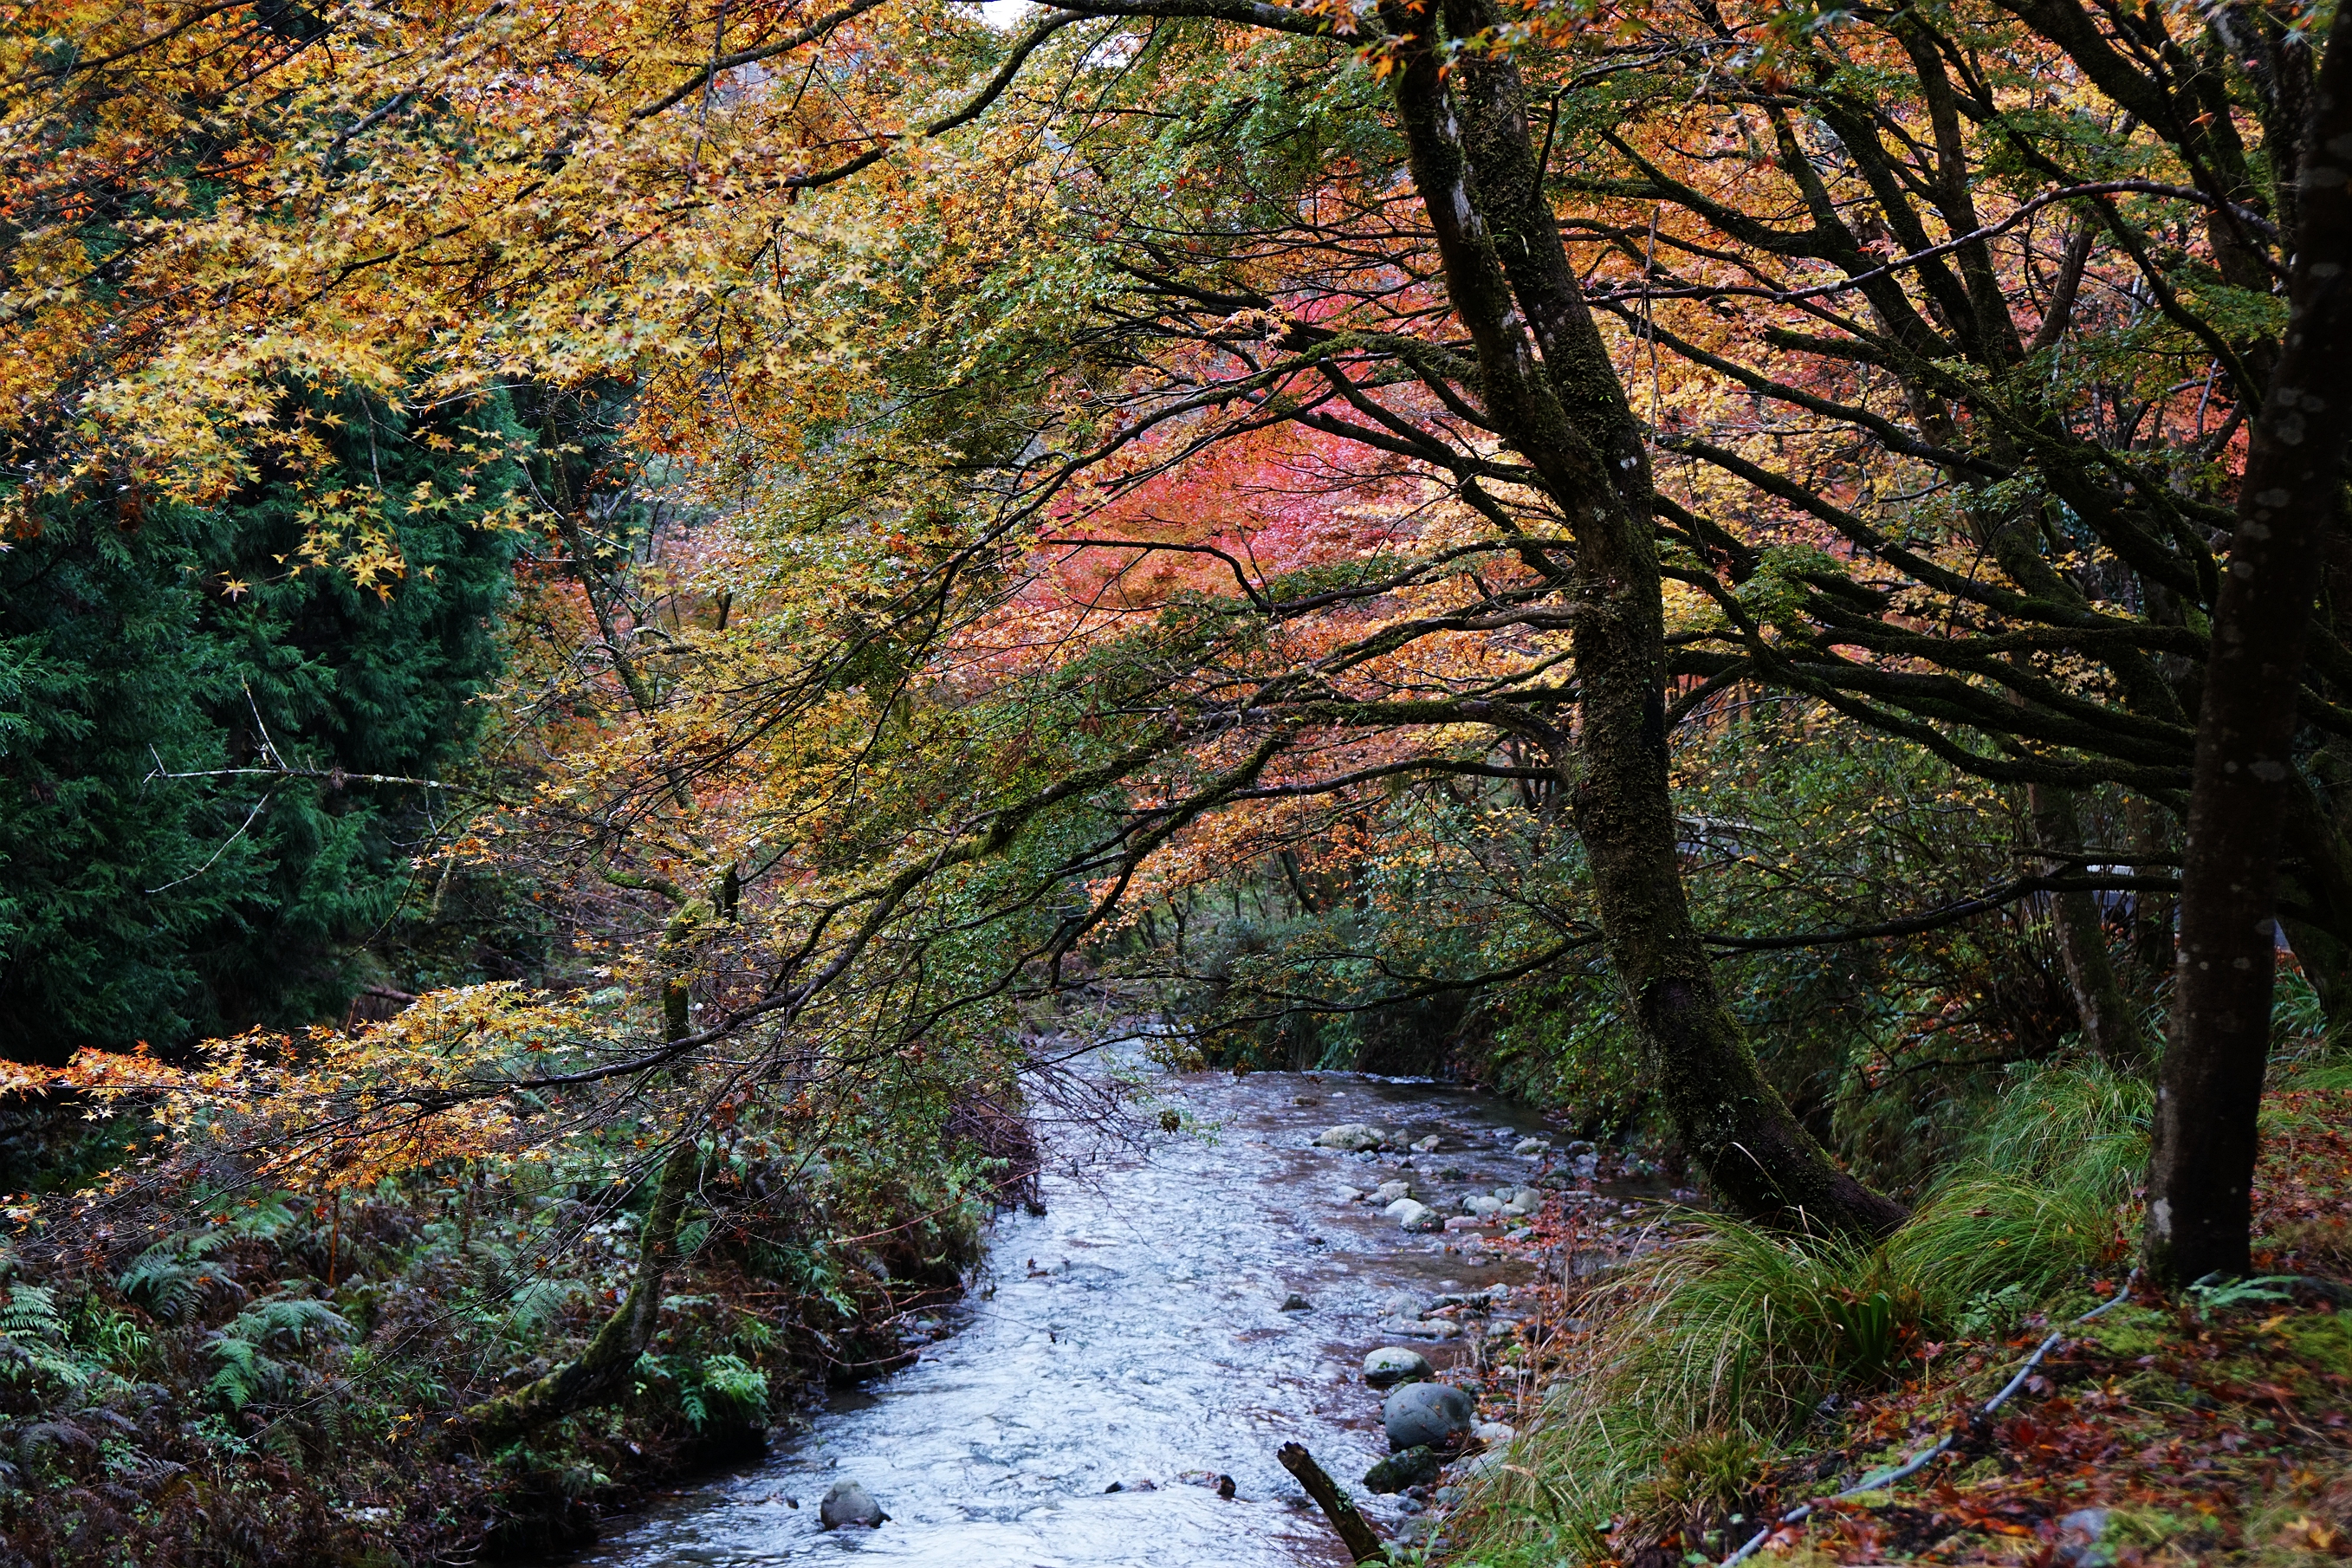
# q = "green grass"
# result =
<box><xmin>1453</xmin><ymin>1060</ymin><xmax>2151</xmax><ymax>1566</ymax></box>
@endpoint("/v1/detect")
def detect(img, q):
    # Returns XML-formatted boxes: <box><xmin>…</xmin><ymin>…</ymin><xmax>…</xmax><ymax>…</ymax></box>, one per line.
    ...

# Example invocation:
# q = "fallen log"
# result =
<box><xmin>1276</xmin><ymin>1442</ymin><xmax>1386</xmax><ymax>1563</ymax></box>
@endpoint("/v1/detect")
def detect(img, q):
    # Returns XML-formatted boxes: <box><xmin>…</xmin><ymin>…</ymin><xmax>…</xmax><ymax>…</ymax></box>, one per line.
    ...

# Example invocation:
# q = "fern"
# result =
<box><xmin>205</xmin><ymin>1294</ymin><xmax>355</xmax><ymax>1411</ymax></box>
<box><xmin>118</xmin><ymin>1228</ymin><xmax>242</xmax><ymax>1325</ymax></box>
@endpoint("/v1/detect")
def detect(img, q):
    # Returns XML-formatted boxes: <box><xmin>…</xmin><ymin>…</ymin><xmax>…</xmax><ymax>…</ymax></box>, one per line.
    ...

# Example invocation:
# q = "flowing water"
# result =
<box><xmin>560</xmin><ymin>1054</ymin><xmax>1576</xmax><ymax>1568</ymax></box>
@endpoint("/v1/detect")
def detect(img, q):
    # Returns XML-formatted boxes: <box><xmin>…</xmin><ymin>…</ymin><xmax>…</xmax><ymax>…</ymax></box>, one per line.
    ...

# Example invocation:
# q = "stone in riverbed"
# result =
<box><xmin>1362</xmin><ymin>1445</ymin><xmax>1442</xmax><ymax>1493</ymax></box>
<box><xmin>1280</xmin><ymin>1292</ymin><xmax>1313</xmax><ymax>1312</ymax></box>
<box><xmin>819</xmin><ymin>1480</ymin><xmax>885</xmax><ymax>1529</ymax></box>
<box><xmin>1409</xmin><ymin>1134</ymin><xmax>1442</xmax><ymax>1153</ymax></box>
<box><xmin>1442</xmin><ymin>1215</ymin><xmax>1493</xmax><ymax>1232</ymax></box>
<box><xmin>1471</xmin><ymin>1421</ymin><xmax>1517</xmax><ymax>1446</ymax></box>
<box><xmin>1377</xmin><ymin>1315</ymin><xmax>1461</xmax><ymax>1339</ymax></box>
<box><xmin>1385</xmin><ymin>1198</ymin><xmax>1441</xmax><ymax>1232</ymax></box>
<box><xmin>1383</xmin><ymin>1382</ymin><xmax>1474</xmax><ymax>1450</ymax></box>
<box><xmin>1461</xmin><ymin>1195</ymin><xmax>1505</xmax><ymax>1217</ymax></box>
<box><xmin>1317</xmin><ymin>1124</ymin><xmax>1384</xmax><ymax>1152</ymax></box>
<box><xmin>1374</xmin><ymin>1179</ymin><xmax>1414</xmax><ymax>1204</ymax></box>
<box><xmin>1512</xmin><ymin>1136</ymin><xmax>1551</xmax><ymax>1157</ymax></box>
<box><xmin>1364</xmin><ymin>1346</ymin><xmax>1432</xmax><ymax>1389</ymax></box>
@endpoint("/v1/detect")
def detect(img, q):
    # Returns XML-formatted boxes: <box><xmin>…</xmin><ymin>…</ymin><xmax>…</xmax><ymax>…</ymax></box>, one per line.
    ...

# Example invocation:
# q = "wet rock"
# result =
<box><xmin>1512</xmin><ymin>1136</ymin><xmax>1551</xmax><ymax>1157</ymax></box>
<box><xmin>1461</xmin><ymin>1195</ymin><xmax>1505</xmax><ymax>1218</ymax></box>
<box><xmin>1571</xmin><ymin>1152</ymin><xmax>1600</xmax><ymax>1180</ymax></box>
<box><xmin>1362</xmin><ymin>1445</ymin><xmax>1442</xmax><ymax>1493</ymax></box>
<box><xmin>1471</xmin><ymin>1421</ymin><xmax>1517</xmax><ymax>1446</ymax></box>
<box><xmin>1364</xmin><ymin>1346</ymin><xmax>1432</xmax><ymax>1388</ymax></box>
<box><xmin>1317</xmin><ymin>1124</ymin><xmax>1384</xmax><ymax>1152</ymax></box>
<box><xmin>1450</xmin><ymin>1448</ymin><xmax>1506</xmax><ymax>1483</ymax></box>
<box><xmin>819</xmin><ymin>1480</ymin><xmax>885</xmax><ymax>1529</ymax></box>
<box><xmin>1384</xmin><ymin>1382</ymin><xmax>1474</xmax><ymax>1450</ymax></box>
<box><xmin>1385</xmin><ymin>1198</ymin><xmax>1441</xmax><ymax>1232</ymax></box>
<box><xmin>1501</xmin><ymin>1186</ymin><xmax>1543</xmax><ymax>1216</ymax></box>
<box><xmin>1442</xmin><ymin>1215</ymin><xmax>1493</xmax><ymax>1232</ymax></box>
<box><xmin>1409</xmin><ymin>1134</ymin><xmax>1442</xmax><ymax>1153</ymax></box>
<box><xmin>1374</xmin><ymin>1179</ymin><xmax>1414</xmax><ymax>1204</ymax></box>
<box><xmin>1279</xmin><ymin>1292</ymin><xmax>1313</xmax><ymax>1312</ymax></box>
<box><xmin>1377</xmin><ymin>1315</ymin><xmax>1462</xmax><ymax>1339</ymax></box>
<box><xmin>1337</xmin><ymin>1185</ymin><xmax>1367</xmax><ymax>1204</ymax></box>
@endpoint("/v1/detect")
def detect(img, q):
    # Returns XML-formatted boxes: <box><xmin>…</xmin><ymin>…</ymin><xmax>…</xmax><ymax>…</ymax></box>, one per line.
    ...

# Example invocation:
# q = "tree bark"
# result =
<box><xmin>447</xmin><ymin>974</ymin><xmax>706</xmax><ymax>1448</ymax></box>
<box><xmin>1276</xmin><ymin>1442</ymin><xmax>1386</xmax><ymax>1564</ymax></box>
<box><xmin>1377</xmin><ymin>0</ymin><xmax>1907</xmax><ymax>1237</ymax></box>
<box><xmin>2144</xmin><ymin>8</ymin><xmax>2352</xmax><ymax>1286</ymax></box>
<box><xmin>2029</xmin><ymin>783</ymin><xmax>2146</xmax><ymax>1067</ymax></box>
<box><xmin>451</xmin><ymin>1137</ymin><xmax>699</xmax><ymax>1450</ymax></box>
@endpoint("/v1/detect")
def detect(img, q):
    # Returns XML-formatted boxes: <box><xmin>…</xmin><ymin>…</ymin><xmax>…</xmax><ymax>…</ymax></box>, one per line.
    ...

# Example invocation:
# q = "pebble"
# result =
<box><xmin>1363</xmin><ymin>1346</ymin><xmax>1433</xmax><ymax>1389</ymax></box>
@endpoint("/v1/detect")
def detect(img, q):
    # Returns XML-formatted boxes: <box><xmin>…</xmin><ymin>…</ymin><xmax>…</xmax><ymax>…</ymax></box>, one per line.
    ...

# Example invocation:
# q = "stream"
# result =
<box><xmin>559</xmin><ymin>1053</ymin><xmax>1589</xmax><ymax>1568</ymax></box>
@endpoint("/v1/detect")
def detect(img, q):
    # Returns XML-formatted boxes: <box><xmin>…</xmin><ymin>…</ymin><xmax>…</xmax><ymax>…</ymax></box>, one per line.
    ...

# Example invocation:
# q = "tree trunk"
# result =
<box><xmin>2029</xmin><ymin>783</ymin><xmax>2145</xmax><ymax>1067</ymax></box>
<box><xmin>451</xmin><ymin>1137</ymin><xmax>699</xmax><ymax>1450</ymax></box>
<box><xmin>1377</xmin><ymin>0</ymin><xmax>1907</xmax><ymax>1237</ymax></box>
<box><xmin>2144</xmin><ymin>9</ymin><xmax>2352</xmax><ymax>1286</ymax></box>
<box><xmin>447</xmin><ymin>973</ymin><xmax>704</xmax><ymax>1449</ymax></box>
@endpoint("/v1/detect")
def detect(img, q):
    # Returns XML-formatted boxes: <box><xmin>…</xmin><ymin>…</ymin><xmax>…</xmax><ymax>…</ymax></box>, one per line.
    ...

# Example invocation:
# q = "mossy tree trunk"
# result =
<box><xmin>448</xmin><ymin>975</ymin><xmax>703</xmax><ymax>1450</ymax></box>
<box><xmin>1376</xmin><ymin>0</ymin><xmax>1907</xmax><ymax>1236</ymax></box>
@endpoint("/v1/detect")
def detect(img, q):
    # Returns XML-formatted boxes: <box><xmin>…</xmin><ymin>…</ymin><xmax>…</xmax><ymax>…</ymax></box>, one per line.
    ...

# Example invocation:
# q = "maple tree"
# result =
<box><xmin>8</xmin><ymin>0</ymin><xmax>2352</xmax><ymax>1466</ymax></box>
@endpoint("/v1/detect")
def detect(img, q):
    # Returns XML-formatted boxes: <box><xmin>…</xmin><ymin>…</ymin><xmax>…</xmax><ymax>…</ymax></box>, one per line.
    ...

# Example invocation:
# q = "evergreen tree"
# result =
<box><xmin>0</xmin><ymin>392</ymin><xmax>522</xmax><ymax>1064</ymax></box>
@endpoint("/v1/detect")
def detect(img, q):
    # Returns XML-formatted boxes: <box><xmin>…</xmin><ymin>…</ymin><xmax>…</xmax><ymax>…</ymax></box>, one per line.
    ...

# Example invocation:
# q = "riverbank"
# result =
<box><xmin>0</xmin><ymin>1108</ymin><xmax>999</xmax><ymax>1568</ymax></box>
<box><xmin>1448</xmin><ymin>1074</ymin><xmax>2352</xmax><ymax>1567</ymax></box>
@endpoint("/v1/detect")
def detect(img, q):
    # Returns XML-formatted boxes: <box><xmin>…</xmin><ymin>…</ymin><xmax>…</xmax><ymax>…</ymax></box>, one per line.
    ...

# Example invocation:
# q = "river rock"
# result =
<box><xmin>1386</xmin><ymin>1199</ymin><xmax>1441</xmax><ymax>1232</ymax></box>
<box><xmin>1362</xmin><ymin>1445</ymin><xmax>1442</xmax><ymax>1493</ymax></box>
<box><xmin>1337</xmin><ymin>1185</ymin><xmax>1367</xmax><ymax>1204</ymax></box>
<box><xmin>1461</xmin><ymin>1195</ymin><xmax>1505</xmax><ymax>1217</ymax></box>
<box><xmin>1512</xmin><ymin>1136</ymin><xmax>1550</xmax><ymax>1157</ymax></box>
<box><xmin>1280</xmin><ymin>1292</ymin><xmax>1313</xmax><ymax>1312</ymax></box>
<box><xmin>1364</xmin><ymin>1346</ymin><xmax>1432</xmax><ymax>1389</ymax></box>
<box><xmin>1471</xmin><ymin>1421</ymin><xmax>1517</xmax><ymax>1446</ymax></box>
<box><xmin>1374</xmin><ymin>1179</ymin><xmax>1414</xmax><ymax>1204</ymax></box>
<box><xmin>1501</xmin><ymin>1186</ymin><xmax>1542</xmax><ymax>1215</ymax></box>
<box><xmin>1317</xmin><ymin>1124</ymin><xmax>1384</xmax><ymax>1152</ymax></box>
<box><xmin>1442</xmin><ymin>1215</ymin><xmax>1491</xmax><ymax>1232</ymax></box>
<box><xmin>819</xmin><ymin>1480</ymin><xmax>885</xmax><ymax>1529</ymax></box>
<box><xmin>1571</xmin><ymin>1151</ymin><xmax>1600</xmax><ymax>1180</ymax></box>
<box><xmin>1450</xmin><ymin>1448</ymin><xmax>1506</xmax><ymax>1483</ymax></box>
<box><xmin>1383</xmin><ymin>1382</ymin><xmax>1474</xmax><ymax>1450</ymax></box>
<box><xmin>1409</xmin><ymin>1134</ymin><xmax>1442</xmax><ymax>1153</ymax></box>
<box><xmin>1377</xmin><ymin>1314</ymin><xmax>1462</xmax><ymax>1339</ymax></box>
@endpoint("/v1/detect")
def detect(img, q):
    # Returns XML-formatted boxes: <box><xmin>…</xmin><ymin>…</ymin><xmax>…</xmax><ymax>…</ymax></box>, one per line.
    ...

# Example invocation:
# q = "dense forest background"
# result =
<box><xmin>5</xmin><ymin>0</ymin><xmax>2352</xmax><ymax>1563</ymax></box>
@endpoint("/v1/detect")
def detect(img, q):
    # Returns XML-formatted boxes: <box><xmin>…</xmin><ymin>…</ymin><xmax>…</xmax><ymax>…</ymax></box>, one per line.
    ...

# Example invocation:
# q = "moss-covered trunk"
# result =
<box><xmin>1377</xmin><ymin>0</ymin><xmax>1906</xmax><ymax>1236</ymax></box>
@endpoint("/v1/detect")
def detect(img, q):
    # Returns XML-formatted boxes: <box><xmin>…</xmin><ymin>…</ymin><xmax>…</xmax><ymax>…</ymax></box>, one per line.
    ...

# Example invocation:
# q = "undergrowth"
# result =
<box><xmin>0</xmin><ymin>1103</ymin><xmax>1012</xmax><ymax>1567</ymax></box>
<box><xmin>1452</xmin><ymin>1060</ymin><xmax>2151</xmax><ymax>1565</ymax></box>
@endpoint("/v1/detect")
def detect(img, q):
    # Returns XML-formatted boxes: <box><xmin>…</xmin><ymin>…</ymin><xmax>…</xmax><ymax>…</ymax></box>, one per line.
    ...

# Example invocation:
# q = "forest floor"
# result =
<box><xmin>1445</xmin><ymin>1087</ymin><xmax>2352</xmax><ymax>1567</ymax></box>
